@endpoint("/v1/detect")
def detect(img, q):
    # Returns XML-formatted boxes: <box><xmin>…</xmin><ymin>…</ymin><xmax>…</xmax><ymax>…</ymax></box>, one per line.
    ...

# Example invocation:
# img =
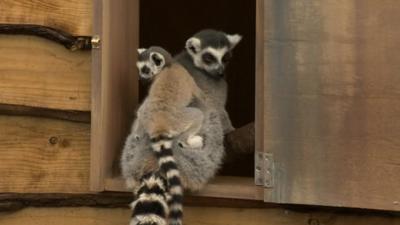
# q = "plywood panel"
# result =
<box><xmin>0</xmin><ymin>35</ymin><xmax>91</xmax><ymax>111</ymax></box>
<box><xmin>261</xmin><ymin>0</ymin><xmax>400</xmax><ymax>211</ymax></box>
<box><xmin>0</xmin><ymin>207</ymin><xmax>399</xmax><ymax>225</ymax></box>
<box><xmin>0</xmin><ymin>115</ymin><xmax>90</xmax><ymax>193</ymax></box>
<box><xmin>0</xmin><ymin>0</ymin><xmax>92</xmax><ymax>35</ymax></box>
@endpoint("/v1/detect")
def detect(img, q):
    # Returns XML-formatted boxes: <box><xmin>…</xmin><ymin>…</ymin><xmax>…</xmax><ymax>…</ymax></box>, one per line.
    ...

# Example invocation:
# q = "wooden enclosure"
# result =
<box><xmin>90</xmin><ymin>1</ymin><xmax>263</xmax><ymax>200</ymax></box>
<box><xmin>1</xmin><ymin>1</ymin><xmax>400</xmax><ymax>224</ymax></box>
<box><xmin>89</xmin><ymin>0</ymin><xmax>400</xmax><ymax>211</ymax></box>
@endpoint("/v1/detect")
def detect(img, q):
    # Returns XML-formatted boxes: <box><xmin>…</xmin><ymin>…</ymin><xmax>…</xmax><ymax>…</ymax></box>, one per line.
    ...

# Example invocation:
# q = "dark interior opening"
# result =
<box><xmin>138</xmin><ymin>0</ymin><xmax>256</xmax><ymax>177</ymax></box>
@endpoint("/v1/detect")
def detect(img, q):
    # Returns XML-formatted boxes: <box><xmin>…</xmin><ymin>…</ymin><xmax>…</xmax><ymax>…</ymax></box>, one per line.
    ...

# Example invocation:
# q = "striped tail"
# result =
<box><xmin>151</xmin><ymin>136</ymin><xmax>183</xmax><ymax>225</ymax></box>
<box><xmin>130</xmin><ymin>172</ymin><xmax>169</xmax><ymax>225</ymax></box>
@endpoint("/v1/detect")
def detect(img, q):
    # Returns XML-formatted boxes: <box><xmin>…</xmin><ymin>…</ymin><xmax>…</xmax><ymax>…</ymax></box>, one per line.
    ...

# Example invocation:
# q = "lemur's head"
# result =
<box><xmin>136</xmin><ymin>46</ymin><xmax>172</xmax><ymax>80</ymax></box>
<box><xmin>185</xmin><ymin>29</ymin><xmax>242</xmax><ymax>78</ymax></box>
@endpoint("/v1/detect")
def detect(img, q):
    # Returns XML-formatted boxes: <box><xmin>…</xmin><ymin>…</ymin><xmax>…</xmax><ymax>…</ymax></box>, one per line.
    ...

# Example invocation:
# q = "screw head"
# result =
<box><xmin>91</xmin><ymin>35</ymin><xmax>101</xmax><ymax>49</ymax></box>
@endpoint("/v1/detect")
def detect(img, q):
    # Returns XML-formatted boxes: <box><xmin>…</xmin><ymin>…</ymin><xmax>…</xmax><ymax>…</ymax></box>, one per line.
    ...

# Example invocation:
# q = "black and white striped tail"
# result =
<box><xmin>130</xmin><ymin>172</ymin><xmax>169</xmax><ymax>225</ymax></box>
<box><xmin>151</xmin><ymin>137</ymin><xmax>183</xmax><ymax>225</ymax></box>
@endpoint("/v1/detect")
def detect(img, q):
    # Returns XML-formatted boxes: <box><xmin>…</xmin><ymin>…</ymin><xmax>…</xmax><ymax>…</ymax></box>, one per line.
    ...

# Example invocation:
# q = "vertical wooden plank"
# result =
<box><xmin>90</xmin><ymin>0</ymin><xmax>139</xmax><ymax>191</ymax></box>
<box><xmin>255</xmin><ymin>0</ymin><xmax>266</xmax><ymax>186</ymax></box>
<box><xmin>263</xmin><ymin>0</ymin><xmax>400</xmax><ymax>211</ymax></box>
<box><xmin>90</xmin><ymin>0</ymin><xmax>104</xmax><ymax>192</ymax></box>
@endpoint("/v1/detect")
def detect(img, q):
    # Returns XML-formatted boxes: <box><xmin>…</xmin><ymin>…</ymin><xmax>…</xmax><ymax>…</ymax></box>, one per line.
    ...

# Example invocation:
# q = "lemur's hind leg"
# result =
<box><xmin>178</xmin><ymin>107</ymin><xmax>204</xmax><ymax>148</ymax></box>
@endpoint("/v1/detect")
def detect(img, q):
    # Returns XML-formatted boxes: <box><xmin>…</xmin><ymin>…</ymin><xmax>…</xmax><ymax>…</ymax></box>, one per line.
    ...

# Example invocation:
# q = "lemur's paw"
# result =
<box><xmin>187</xmin><ymin>135</ymin><xmax>203</xmax><ymax>148</ymax></box>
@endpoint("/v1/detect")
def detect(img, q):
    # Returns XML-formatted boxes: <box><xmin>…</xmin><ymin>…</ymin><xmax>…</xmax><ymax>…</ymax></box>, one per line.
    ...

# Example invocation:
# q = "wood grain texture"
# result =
<box><xmin>262</xmin><ymin>0</ymin><xmax>400</xmax><ymax>211</ymax></box>
<box><xmin>0</xmin><ymin>104</ymin><xmax>90</xmax><ymax>123</ymax></box>
<box><xmin>90</xmin><ymin>0</ymin><xmax>139</xmax><ymax>191</ymax></box>
<box><xmin>0</xmin><ymin>115</ymin><xmax>90</xmax><ymax>193</ymax></box>
<box><xmin>104</xmin><ymin>176</ymin><xmax>264</xmax><ymax>201</ymax></box>
<box><xmin>0</xmin><ymin>0</ymin><xmax>92</xmax><ymax>36</ymax></box>
<box><xmin>0</xmin><ymin>193</ymin><xmax>269</xmax><ymax>210</ymax></box>
<box><xmin>0</xmin><ymin>35</ymin><xmax>91</xmax><ymax>111</ymax></box>
<box><xmin>0</xmin><ymin>207</ymin><xmax>399</xmax><ymax>225</ymax></box>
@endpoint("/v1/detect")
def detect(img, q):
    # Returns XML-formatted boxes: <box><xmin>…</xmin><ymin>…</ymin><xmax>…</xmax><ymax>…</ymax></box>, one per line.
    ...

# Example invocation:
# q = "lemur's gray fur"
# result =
<box><xmin>121</xmin><ymin>30</ymin><xmax>241</xmax><ymax>192</ymax></box>
<box><xmin>121</xmin><ymin>109</ymin><xmax>224</xmax><ymax>192</ymax></box>
<box><xmin>136</xmin><ymin>46</ymin><xmax>173</xmax><ymax>80</ymax></box>
<box><xmin>132</xmin><ymin>47</ymin><xmax>211</xmax><ymax>225</ymax></box>
<box><xmin>175</xmin><ymin>29</ymin><xmax>242</xmax><ymax>134</ymax></box>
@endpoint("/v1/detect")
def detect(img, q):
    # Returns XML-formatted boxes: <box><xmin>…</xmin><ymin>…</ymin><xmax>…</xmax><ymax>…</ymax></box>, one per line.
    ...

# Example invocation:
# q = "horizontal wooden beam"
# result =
<box><xmin>0</xmin><ymin>0</ymin><xmax>92</xmax><ymax>36</ymax></box>
<box><xmin>104</xmin><ymin>176</ymin><xmax>264</xmax><ymax>201</ymax></box>
<box><xmin>0</xmin><ymin>206</ymin><xmax>399</xmax><ymax>225</ymax></box>
<box><xmin>0</xmin><ymin>193</ymin><xmax>271</xmax><ymax>211</ymax></box>
<box><xmin>0</xmin><ymin>35</ymin><xmax>91</xmax><ymax>111</ymax></box>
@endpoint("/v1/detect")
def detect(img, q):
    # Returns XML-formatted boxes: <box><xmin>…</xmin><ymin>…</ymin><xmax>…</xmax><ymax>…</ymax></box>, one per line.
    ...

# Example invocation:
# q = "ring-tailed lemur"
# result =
<box><xmin>136</xmin><ymin>46</ymin><xmax>172</xmax><ymax>81</ymax></box>
<box><xmin>130</xmin><ymin>171</ymin><xmax>169</xmax><ymax>225</ymax></box>
<box><xmin>131</xmin><ymin>47</ymin><xmax>209</xmax><ymax>225</ymax></box>
<box><xmin>134</xmin><ymin>46</ymin><xmax>205</xmax><ymax>148</ymax></box>
<box><xmin>122</xmin><ymin>106</ymin><xmax>224</xmax><ymax>191</ymax></box>
<box><xmin>124</xmin><ymin>110</ymin><xmax>224</xmax><ymax>225</ymax></box>
<box><xmin>175</xmin><ymin>29</ymin><xmax>242</xmax><ymax>134</ymax></box>
<box><xmin>136</xmin><ymin>48</ymin><xmax>206</xmax><ymax>148</ymax></box>
<box><xmin>123</xmin><ymin>30</ymin><xmax>241</xmax><ymax>225</ymax></box>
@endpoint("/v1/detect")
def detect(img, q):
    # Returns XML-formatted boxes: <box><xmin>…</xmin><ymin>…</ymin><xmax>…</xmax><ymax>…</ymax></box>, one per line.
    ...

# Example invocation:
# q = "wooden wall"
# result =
<box><xmin>0</xmin><ymin>0</ymin><xmax>399</xmax><ymax>224</ymax></box>
<box><xmin>0</xmin><ymin>0</ymin><xmax>92</xmax><ymax>194</ymax></box>
<box><xmin>261</xmin><ymin>0</ymin><xmax>400</xmax><ymax>211</ymax></box>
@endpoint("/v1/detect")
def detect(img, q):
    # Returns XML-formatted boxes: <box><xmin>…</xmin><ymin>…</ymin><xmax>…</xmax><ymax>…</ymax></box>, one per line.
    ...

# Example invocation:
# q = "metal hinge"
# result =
<box><xmin>255</xmin><ymin>152</ymin><xmax>274</xmax><ymax>188</ymax></box>
<box><xmin>91</xmin><ymin>35</ymin><xmax>101</xmax><ymax>49</ymax></box>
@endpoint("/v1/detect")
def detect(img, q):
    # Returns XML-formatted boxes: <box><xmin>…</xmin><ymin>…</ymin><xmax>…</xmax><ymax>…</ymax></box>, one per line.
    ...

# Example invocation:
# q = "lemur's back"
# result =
<box><xmin>147</xmin><ymin>63</ymin><xmax>198</xmax><ymax>108</ymax></box>
<box><xmin>138</xmin><ymin>62</ymin><xmax>204</xmax><ymax>138</ymax></box>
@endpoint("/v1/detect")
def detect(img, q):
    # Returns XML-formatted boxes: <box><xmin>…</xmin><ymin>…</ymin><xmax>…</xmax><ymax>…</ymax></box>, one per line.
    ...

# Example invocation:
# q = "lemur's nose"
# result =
<box><xmin>141</xmin><ymin>66</ymin><xmax>150</xmax><ymax>74</ymax></box>
<box><xmin>216</xmin><ymin>66</ymin><xmax>225</xmax><ymax>75</ymax></box>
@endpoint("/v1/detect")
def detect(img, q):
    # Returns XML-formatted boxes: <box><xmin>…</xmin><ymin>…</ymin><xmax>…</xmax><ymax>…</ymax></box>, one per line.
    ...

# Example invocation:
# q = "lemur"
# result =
<box><xmin>130</xmin><ymin>171</ymin><xmax>170</xmax><ymax>225</ymax></box>
<box><xmin>136</xmin><ymin>48</ymin><xmax>206</xmax><ymax>148</ymax></box>
<box><xmin>175</xmin><ymin>29</ymin><xmax>242</xmax><ymax>134</ymax></box>
<box><xmin>131</xmin><ymin>47</ymin><xmax>207</xmax><ymax>225</ymax></box>
<box><xmin>124</xmin><ymin>112</ymin><xmax>224</xmax><ymax>225</ymax></box>
<box><xmin>123</xmin><ymin>30</ymin><xmax>241</xmax><ymax>225</ymax></box>
<box><xmin>136</xmin><ymin>46</ymin><xmax>171</xmax><ymax>81</ymax></box>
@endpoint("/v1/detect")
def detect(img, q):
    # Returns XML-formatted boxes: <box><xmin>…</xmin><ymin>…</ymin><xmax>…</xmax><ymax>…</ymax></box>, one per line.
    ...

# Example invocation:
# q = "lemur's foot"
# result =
<box><xmin>186</xmin><ymin>135</ymin><xmax>203</xmax><ymax>148</ymax></box>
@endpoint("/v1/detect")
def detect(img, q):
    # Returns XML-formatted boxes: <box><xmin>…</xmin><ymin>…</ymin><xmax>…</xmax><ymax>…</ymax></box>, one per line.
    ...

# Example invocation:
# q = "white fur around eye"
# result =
<box><xmin>205</xmin><ymin>47</ymin><xmax>228</xmax><ymax>63</ymax></box>
<box><xmin>190</xmin><ymin>47</ymin><xmax>229</xmax><ymax>73</ymax></box>
<box><xmin>226</xmin><ymin>34</ymin><xmax>242</xmax><ymax>49</ymax></box>
<box><xmin>149</xmin><ymin>52</ymin><xmax>165</xmax><ymax>69</ymax></box>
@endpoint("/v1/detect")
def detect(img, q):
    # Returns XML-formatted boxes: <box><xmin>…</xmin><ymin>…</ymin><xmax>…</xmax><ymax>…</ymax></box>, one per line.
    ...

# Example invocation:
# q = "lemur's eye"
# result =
<box><xmin>222</xmin><ymin>52</ymin><xmax>232</xmax><ymax>63</ymax></box>
<box><xmin>151</xmin><ymin>54</ymin><xmax>163</xmax><ymax>66</ymax></box>
<box><xmin>202</xmin><ymin>52</ymin><xmax>217</xmax><ymax>65</ymax></box>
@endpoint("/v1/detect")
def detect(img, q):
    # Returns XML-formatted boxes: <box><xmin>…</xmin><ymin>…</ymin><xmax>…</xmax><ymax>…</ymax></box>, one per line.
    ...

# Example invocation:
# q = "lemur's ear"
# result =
<box><xmin>150</xmin><ymin>52</ymin><xmax>165</xmax><ymax>67</ymax></box>
<box><xmin>137</xmin><ymin>48</ymin><xmax>147</xmax><ymax>54</ymax></box>
<box><xmin>185</xmin><ymin>37</ymin><xmax>202</xmax><ymax>54</ymax></box>
<box><xmin>226</xmin><ymin>34</ymin><xmax>242</xmax><ymax>49</ymax></box>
